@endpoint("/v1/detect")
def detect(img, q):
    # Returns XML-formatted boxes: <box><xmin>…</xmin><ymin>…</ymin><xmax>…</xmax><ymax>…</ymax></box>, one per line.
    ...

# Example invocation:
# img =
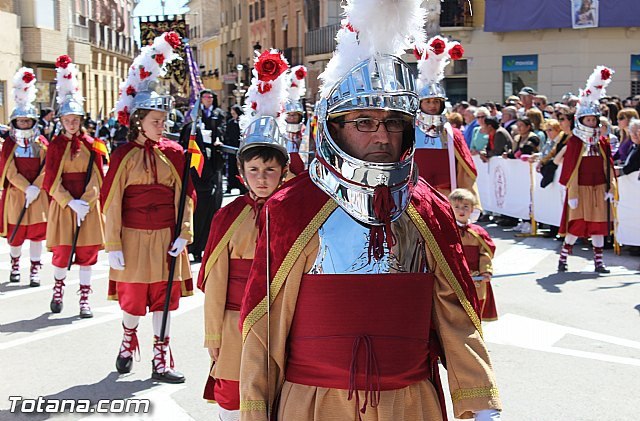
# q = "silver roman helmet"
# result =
<box><xmin>131</xmin><ymin>80</ymin><xmax>174</xmax><ymax>115</ymax></box>
<box><xmin>573</xmin><ymin>66</ymin><xmax>615</xmax><ymax>146</ymax></box>
<box><xmin>10</xmin><ymin>67</ymin><xmax>39</xmax><ymax>145</ymax></box>
<box><xmin>239</xmin><ymin>116</ymin><xmax>289</xmax><ymax>160</ymax></box>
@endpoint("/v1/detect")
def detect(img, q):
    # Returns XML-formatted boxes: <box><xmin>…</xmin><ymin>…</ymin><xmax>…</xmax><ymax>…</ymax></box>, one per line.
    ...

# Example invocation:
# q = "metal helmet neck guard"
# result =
<box><xmin>239</xmin><ymin>116</ymin><xmax>289</xmax><ymax>162</ymax></box>
<box><xmin>310</xmin><ymin>55</ymin><xmax>419</xmax><ymax>226</ymax></box>
<box><xmin>10</xmin><ymin>105</ymin><xmax>38</xmax><ymax>146</ymax></box>
<box><xmin>131</xmin><ymin>80</ymin><xmax>174</xmax><ymax>115</ymax></box>
<box><xmin>58</xmin><ymin>94</ymin><xmax>85</xmax><ymax>117</ymax></box>
<box><xmin>416</xmin><ymin>111</ymin><xmax>447</xmax><ymax>137</ymax></box>
<box><xmin>573</xmin><ymin>102</ymin><xmax>601</xmax><ymax>146</ymax></box>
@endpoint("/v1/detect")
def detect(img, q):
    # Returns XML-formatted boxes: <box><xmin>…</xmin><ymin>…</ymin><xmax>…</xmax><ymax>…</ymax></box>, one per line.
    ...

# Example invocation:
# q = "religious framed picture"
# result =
<box><xmin>572</xmin><ymin>0</ymin><xmax>598</xmax><ymax>29</ymax></box>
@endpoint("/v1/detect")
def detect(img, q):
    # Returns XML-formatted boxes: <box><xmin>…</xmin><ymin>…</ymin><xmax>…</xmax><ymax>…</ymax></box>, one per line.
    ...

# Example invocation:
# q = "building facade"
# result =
<box><xmin>0</xmin><ymin>0</ymin><xmax>21</xmax><ymax>123</ymax></box>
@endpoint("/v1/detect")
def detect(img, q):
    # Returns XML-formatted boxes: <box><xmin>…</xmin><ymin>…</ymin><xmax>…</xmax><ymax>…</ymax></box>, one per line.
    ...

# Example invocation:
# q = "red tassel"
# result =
<box><xmin>368</xmin><ymin>185</ymin><xmax>396</xmax><ymax>262</ymax></box>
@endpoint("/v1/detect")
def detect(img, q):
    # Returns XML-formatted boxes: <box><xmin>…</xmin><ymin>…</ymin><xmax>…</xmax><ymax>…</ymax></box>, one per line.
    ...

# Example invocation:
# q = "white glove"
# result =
<box><xmin>108</xmin><ymin>251</ymin><xmax>125</xmax><ymax>270</ymax></box>
<box><xmin>604</xmin><ymin>191</ymin><xmax>614</xmax><ymax>202</ymax></box>
<box><xmin>68</xmin><ymin>199</ymin><xmax>90</xmax><ymax>226</ymax></box>
<box><xmin>24</xmin><ymin>185</ymin><xmax>40</xmax><ymax>208</ymax></box>
<box><xmin>568</xmin><ymin>198</ymin><xmax>579</xmax><ymax>209</ymax></box>
<box><xmin>474</xmin><ymin>409</ymin><xmax>501</xmax><ymax>421</ymax></box>
<box><xmin>168</xmin><ymin>237</ymin><xmax>188</xmax><ymax>257</ymax></box>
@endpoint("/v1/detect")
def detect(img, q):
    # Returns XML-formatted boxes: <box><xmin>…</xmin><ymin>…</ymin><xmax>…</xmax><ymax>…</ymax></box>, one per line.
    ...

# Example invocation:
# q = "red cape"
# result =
<box><xmin>43</xmin><ymin>133</ymin><xmax>104</xmax><ymax>194</ymax></box>
<box><xmin>559</xmin><ymin>135</ymin><xmax>613</xmax><ymax>186</ymax></box>
<box><xmin>467</xmin><ymin>223</ymin><xmax>496</xmax><ymax>256</ymax></box>
<box><xmin>196</xmin><ymin>194</ymin><xmax>253</xmax><ymax>291</ymax></box>
<box><xmin>100</xmin><ymin>138</ymin><xmax>196</xmax><ymax>209</ymax></box>
<box><xmin>239</xmin><ymin>173</ymin><xmax>481</xmax><ymax>335</ymax></box>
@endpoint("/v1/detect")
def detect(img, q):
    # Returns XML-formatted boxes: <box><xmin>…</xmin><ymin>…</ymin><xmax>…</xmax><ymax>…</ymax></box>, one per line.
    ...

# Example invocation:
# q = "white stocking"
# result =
<box><xmin>53</xmin><ymin>266</ymin><xmax>67</xmax><ymax>280</ymax></box>
<box><xmin>10</xmin><ymin>246</ymin><xmax>21</xmax><ymax>258</ymax></box>
<box><xmin>564</xmin><ymin>234</ymin><xmax>578</xmax><ymax>245</ymax></box>
<box><xmin>152</xmin><ymin>311</ymin><xmax>170</xmax><ymax>338</ymax></box>
<box><xmin>79</xmin><ymin>266</ymin><xmax>92</xmax><ymax>286</ymax></box>
<box><xmin>122</xmin><ymin>312</ymin><xmax>140</xmax><ymax>329</ymax></box>
<box><xmin>218</xmin><ymin>408</ymin><xmax>240</xmax><ymax>421</ymax></box>
<box><xmin>592</xmin><ymin>235</ymin><xmax>605</xmax><ymax>248</ymax></box>
<box><xmin>29</xmin><ymin>241</ymin><xmax>43</xmax><ymax>261</ymax></box>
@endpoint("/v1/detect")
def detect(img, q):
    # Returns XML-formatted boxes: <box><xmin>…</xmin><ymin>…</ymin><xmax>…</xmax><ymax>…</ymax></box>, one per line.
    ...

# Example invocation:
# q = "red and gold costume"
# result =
<box><xmin>559</xmin><ymin>135</ymin><xmax>616</xmax><ymax>237</ymax></box>
<box><xmin>0</xmin><ymin>135</ymin><xmax>48</xmax><ymax>245</ymax></box>
<box><xmin>101</xmin><ymin>138</ymin><xmax>195</xmax><ymax>314</ymax></box>
<box><xmin>459</xmin><ymin>222</ymin><xmax>498</xmax><ymax>321</ymax></box>
<box><xmin>43</xmin><ymin>133</ymin><xmax>105</xmax><ymax>267</ymax></box>
<box><xmin>238</xmin><ymin>174</ymin><xmax>500</xmax><ymax>421</ymax></box>
<box><xmin>198</xmin><ymin>194</ymin><xmax>258</xmax><ymax>410</ymax></box>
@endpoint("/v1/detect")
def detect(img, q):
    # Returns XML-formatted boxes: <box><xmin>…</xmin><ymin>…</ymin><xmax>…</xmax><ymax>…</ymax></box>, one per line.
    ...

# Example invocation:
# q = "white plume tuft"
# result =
<box><xmin>287</xmin><ymin>65</ymin><xmax>307</xmax><ymax>102</ymax></box>
<box><xmin>319</xmin><ymin>0</ymin><xmax>425</xmax><ymax>97</ymax></box>
<box><xmin>416</xmin><ymin>36</ymin><xmax>464</xmax><ymax>92</ymax></box>
<box><xmin>239</xmin><ymin>49</ymin><xmax>290</xmax><ymax>131</ymax></box>
<box><xmin>578</xmin><ymin>65</ymin><xmax>614</xmax><ymax>109</ymax></box>
<box><xmin>12</xmin><ymin>67</ymin><xmax>37</xmax><ymax>110</ymax></box>
<box><xmin>55</xmin><ymin>57</ymin><xmax>84</xmax><ymax>106</ymax></box>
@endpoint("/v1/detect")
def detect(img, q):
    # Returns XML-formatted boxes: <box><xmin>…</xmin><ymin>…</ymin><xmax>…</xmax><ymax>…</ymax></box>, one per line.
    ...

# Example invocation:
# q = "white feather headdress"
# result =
<box><xmin>115</xmin><ymin>31</ymin><xmax>182</xmax><ymax>125</ymax></box>
<box><xmin>12</xmin><ymin>67</ymin><xmax>37</xmax><ymax>111</ymax></box>
<box><xmin>578</xmin><ymin>65</ymin><xmax>614</xmax><ymax>110</ymax></box>
<box><xmin>239</xmin><ymin>49</ymin><xmax>290</xmax><ymax>131</ymax></box>
<box><xmin>55</xmin><ymin>55</ymin><xmax>83</xmax><ymax>106</ymax></box>
<box><xmin>287</xmin><ymin>65</ymin><xmax>307</xmax><ymax>102</ymax></box>
<box><xmin>318</xmin><ymin>0</ymin><xmax>426</xmax><ymax>98</ymax></box>
<box><xmin>415</xmin><ymin>36</ymin><xmax>464</xmax><ymax>91</ymax></box>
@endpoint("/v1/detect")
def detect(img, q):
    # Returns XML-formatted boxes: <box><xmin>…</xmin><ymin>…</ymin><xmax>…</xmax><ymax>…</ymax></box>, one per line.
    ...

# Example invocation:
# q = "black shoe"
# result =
<box><xmin>50</xmin><ymin>300</ymin><xmax>63</xmax><ymax>313</ymax></box>
<box><xmin>595</xmin><ymin>265</ymin><xmax>610</xmax><ymax>274</ymax></box>
<box><xmin>9</xmin><ymin>273</ymin><xmax>20</xmax><ymax>283</ymax></box>
<box><xmin>116</xmin><ymin>355</ymin><xmax>133</xmax><ymax>374</ymax></box>
<box><xmin>29</xmin><ymin>279</ymin><xmax>40</xmax><ymax>287</ymax></box>
<box><xmin>152</xmin><ymin>366</ymin><xmax>186</xmax><ymax>383</ymax></box>
<box><xmin>558</xmin><ymin>262</ymin><xmax>567</xmax><ymax>272</ymax></box>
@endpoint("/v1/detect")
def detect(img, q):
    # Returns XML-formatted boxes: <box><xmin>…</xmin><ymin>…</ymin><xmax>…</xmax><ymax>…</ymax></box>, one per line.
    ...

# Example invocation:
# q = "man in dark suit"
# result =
<box><xmin>480</xmin><ymin>116</ymin><xmax>513</xmax><ymax>161</ymax></box>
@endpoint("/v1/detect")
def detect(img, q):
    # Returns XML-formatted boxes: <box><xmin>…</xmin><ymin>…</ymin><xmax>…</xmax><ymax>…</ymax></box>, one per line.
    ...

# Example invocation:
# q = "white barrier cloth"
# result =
<box><xmin>615</xmin><ymin>172</ymin><xmax>640</xmax><ymax>246</ymax></box>
<box><xmin>473</xmin><ymin>156</ymin><xmax>531</xmax><ymax>220</ymax></box>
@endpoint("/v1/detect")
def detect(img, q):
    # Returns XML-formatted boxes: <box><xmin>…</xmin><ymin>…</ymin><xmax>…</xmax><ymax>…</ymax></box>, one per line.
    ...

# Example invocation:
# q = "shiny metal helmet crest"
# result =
<box><xmin>58</xmin><ymin>94</ymin><xmax>85</xmax><ymax>117</ymax></box>
<box><xmin>311</xmin><ymin>55</ymin><xmax>419</xmax><ymax>226</ymax></box>
<box><xmin>238</xmin><ymin>116</ymin><xmax>289</xmax><ymax>161</ymax></box>
<box><xmin>131</xmin><ymin>80</ymin><xmax>174</xmax><ymax>115</ymax></box>
<box><xmin>10</xmin><ymin>104</ymin><xmax>38</xmax><ymax>122</ymax></box>
<box><xmin>284</xmin><ymin>99</ymin><xmax>304</xmax><ymax>114</ymax></box>
<box><xmin>417</xmin><ymin>81</ymin><xmax>447</xmax><ymax>102</ymax></box>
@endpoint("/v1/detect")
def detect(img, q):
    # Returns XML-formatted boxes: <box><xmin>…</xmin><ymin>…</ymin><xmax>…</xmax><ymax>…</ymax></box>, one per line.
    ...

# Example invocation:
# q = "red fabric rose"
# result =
<box><xmin>449</xmin><ymin>44</ymin><xmax>464</xmax><ymax>60</ymax></box>
<box><xmin>63</xmin><ymin>73</ymin><xmax>72</xmax><ymax>80</ymax></box>
<box><xmin>117</xmin><ymin>107</ymin><xmax>130</xmax><ymax>126</ymax></box>
<box><xmin>56</xmin><ymin>55</ymin><xmax>72</xmax><ymax>69</ymax></box>
<box><xmin>255</xmin><ymin>50</ymin><xmax>289</xmax><ymax>82</ymax></box>
<box><xmin>295</xmin><ymin>67</ymin><xmax>307</xmax><ymax>80</ymax></box>
<box><xmin>154</xmin><ymin>53</ymin><xmax>165</xmax><ymax>65</ymax></box>
<box><xmin>251</xmin><ymin>102</ymin><xmax>257</xmax><ymax>110</ymax></box>
<box><xmin>22</xmin><ymin>72</ymin><xmax>35</xmax><ymax>84</ymax></box>
<box><xmin>140</xmin><ymin>67</ymin><xmax>151</xmax><ymax>80</ymax></box>
<box><xmin>600</xmin><ymin>68</ymin><xmax>611</xmax><ymax>81</ymax></box>
<box><xmin>430</xmin><ymin>38</ymin><xmax>446</xmax><ymax>55</ymax></box>
<box><xmin>585</xmin><ymin>89</ymin><xmax>592</xmax><ymax>96</ymax></box>
<box><xmin>164</xmin><ymin>32</ymin><xmax>181</xmax><ymax>49</ymax></box>
<box><xmin>291</xmin><ymin>81</ymin><xmax>298</xmax><ymax>88</ymax></box>
<box><xmin>257</xmin><ymin>82</ymin><xmax>272</xmax><ymax>94</ymax></box>
<box><xmin>342</xmin><ymin>22</ymin><xmax>357</xmax><ymax>33</ymax></box>
<box><xmin>126</xmin><ymin>85</ymin><xmax>136</xmax><ymax>96</ymax></box>
<box><xmin>413</xmin><ymin>46</ymin><xmax>426</xmax><ymax>60</ymax></box>
<box><xmin>595</xmin><ymin>85</ymin><xmax>603</xmax><ymax>90</ymax></box>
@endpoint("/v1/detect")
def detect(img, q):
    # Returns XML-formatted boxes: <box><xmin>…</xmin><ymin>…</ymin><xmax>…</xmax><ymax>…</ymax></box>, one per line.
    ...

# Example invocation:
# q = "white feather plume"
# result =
<box><xmin>12</xmin><ymin>67</ymin><xmax>37</xmax><ymax>110</ymax></box>
<box><xmin>319</xmin><ymin>0</ymin><xmax>426</xmax><ymax>97</ymax></box>
<box><xmin>115</xmin><ymin>32</ymin><xmax>182</xmax><ymax>123</ymax></box>
<box><xmin>239</xmin><ymin>49</ymin><xmax>290</xmax><ymax>131</ymax></box>
<box><xmin>578</xmin><ymin>65</ymin><xmax>615</xmax><ymax>109</ymax></box>
<box><xmin>416</xmin><ymin>36</ymin><xmax>463</xmax><ymax>91</ymax></box>
<box><xmin>55</xmin><ymin>59</ymin><xmax>84</xmax><ymax>106</ymax></box>
<box><xmin>287</xmin><ymin>65</ymin><xmax>307</xmax><ymax>102</ymax></box>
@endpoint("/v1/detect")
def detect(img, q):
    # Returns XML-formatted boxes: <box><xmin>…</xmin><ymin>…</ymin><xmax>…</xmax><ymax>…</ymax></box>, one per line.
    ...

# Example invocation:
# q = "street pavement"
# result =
<box><xmin>1</xmin><ymin>196</ymin><xmax>639</xmax><ymax>421</ymax></box>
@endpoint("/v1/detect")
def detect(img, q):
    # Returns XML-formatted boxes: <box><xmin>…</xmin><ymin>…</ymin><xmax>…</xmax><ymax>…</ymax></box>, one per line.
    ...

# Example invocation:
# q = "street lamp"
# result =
<box><xmin>226</xmin><ymin>50</ymin><xmax>235</xmax><ymax>72</ymax></box>
<box><xmin>233</xmin><ymin>63</ymin><xmax>246</xmax><ymax>105</ymax></box>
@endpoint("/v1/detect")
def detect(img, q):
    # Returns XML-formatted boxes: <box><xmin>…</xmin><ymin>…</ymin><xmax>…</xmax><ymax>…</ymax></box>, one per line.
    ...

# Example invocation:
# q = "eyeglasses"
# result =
<box><xmin>337</xmin><ymin>117</ymin><xmax>409</xmax><ymax>133</ymax></box>
<box><xmin>202</xmin><ymin>95</ymin><xmax>214</xmax><ymax>99</ymax></box>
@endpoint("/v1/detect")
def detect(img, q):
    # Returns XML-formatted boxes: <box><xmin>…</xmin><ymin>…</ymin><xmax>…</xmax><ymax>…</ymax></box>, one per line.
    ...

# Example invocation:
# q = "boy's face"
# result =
<box><xmin>451</xmin><ymin>199</ymin><xmax>473</xmax><ymax>224</ymax></box>
<box><xmin>242</xmin><ymin>157</ymin><xmax>284</xmax><ymax>198</ymax></box>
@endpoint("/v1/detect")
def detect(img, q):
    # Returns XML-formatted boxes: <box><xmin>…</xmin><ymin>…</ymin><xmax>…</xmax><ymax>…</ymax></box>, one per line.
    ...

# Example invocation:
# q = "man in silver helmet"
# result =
<box><xmin>238</xmin><ymin>2</ymin><xmax>501</xmax><ymax>420</ymax></box>
<box><xmin>0</xmin><ymin>68</ymin><xmax>48</xmax><ymax>287</ymax></box>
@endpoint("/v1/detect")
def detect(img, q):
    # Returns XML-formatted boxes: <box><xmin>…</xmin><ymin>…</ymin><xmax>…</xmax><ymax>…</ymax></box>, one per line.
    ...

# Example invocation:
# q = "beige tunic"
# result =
<box><xmin>240</xmin><ymin>223</ymin><xmax>501</xmax><ymax>421</ymax></box>
<box><xmin>1</xmin><ymin>143</ymin><xmax>48</xmax><ymax>232</ymax></box>
<box><xmin>46</xmin><ymin>139</ymin><xmax>105</xmax><ymax>249</ymax></box>
<box><xmin>103</xmin><ymin>140</ymin><xmax>194</xmax><ymax>284</ymax></box>
<box><xmin>203</xmin><ymin>204</ymin><xmax>256</xmax><ymax>381</ymax></box>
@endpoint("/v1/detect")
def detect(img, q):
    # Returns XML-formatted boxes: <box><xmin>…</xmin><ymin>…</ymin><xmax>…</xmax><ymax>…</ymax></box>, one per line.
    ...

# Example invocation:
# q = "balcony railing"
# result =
<box><xmin>87</xmin><ymin>19</ymin><xmax>133</xmax><ymax>56</ymax></box>
<box><xmin>304</xmin><ymin>23</ymin><xmax>340</xmax><ymax>57</ymax></box>
<box><xmin>70</xmin><ymin>24</ymin><xmax>89</xmax><ymax>42</ymax></box>
<box><xmin>439</xmin><ymin>0</ymin><xmax>473</xmax><ymax>28</ymax></box>
<box><xmin>283</xmin><ymin>46</ymin><xmax>304</xmax><ymax>66</ymax></box>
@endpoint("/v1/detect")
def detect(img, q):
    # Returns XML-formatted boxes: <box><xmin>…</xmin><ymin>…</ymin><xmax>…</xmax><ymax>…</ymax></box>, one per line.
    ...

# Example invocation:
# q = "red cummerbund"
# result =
<box><xmin>122</xmin><ymin>184</ymin><xmax>175</xmax><ymax>230</ymax></box>
<box><xmin>578</xmin><ymin>156</ymin><xmax>607</xmax><ymax>186</ymax></box>
<box><xmin>285</xmin><ymin>272</ymin><xmax>435</xmax><ymax>391</ymax></box>
<box><xmin>226</xmin><ymin>258</ymin><xmax>253</xmax><ymax>311</ymax></box>
<box><xmin>463</xmin><ymin>244</ymin><xmax>480</xmax><ymax>272</ymax></box>
<box><xmin>15</xmin><ymin>157</ymin><xmax>41</xmax><ymax>184</ymax></box>
<box><xmin>62</xmin><ymin>172</ymin><xmax>87</xmax><ymax>199</ymax></box>
<box><xmin>414</xmin><ymin>148</ymin><xmax>451</xmax><ymax>190</ymax></box>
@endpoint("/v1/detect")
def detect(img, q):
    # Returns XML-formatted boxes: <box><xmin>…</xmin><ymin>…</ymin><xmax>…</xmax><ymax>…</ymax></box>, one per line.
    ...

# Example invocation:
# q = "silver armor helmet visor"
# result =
<box><xmin>10</xmin><ymin>126</ymin><xmax>38</xmax><ymax>147</ymax></box>
<box><xmin>286</xmin><ymin>122</ymin><xmax>304</xmax><ymax>133</ymax></box>
<box><xmin>284</xmin><ymin>100</ymin><xmax>304</xmax><ymax>114</ymax></box>
<box><xmin>311</xmin><ymin>55</ymin><xmax>419</xmax><ymax>226</ymax></box>
<box><xmin>58</xmin><ymin>94</ymin><xmax>85</xmax><ymax>117</ymax></box>
<box><xmin>416</xmin><ymin>111</ymin><xmax>447</xmax><ymax>137</ymax></box>
<box><xmin>239</xmin><ymin>116</ymin><xmax>289</xmax><ymax>161</ymax></box>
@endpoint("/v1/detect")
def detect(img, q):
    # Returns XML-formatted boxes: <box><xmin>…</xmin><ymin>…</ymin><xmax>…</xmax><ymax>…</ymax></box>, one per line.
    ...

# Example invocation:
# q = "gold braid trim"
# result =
<box><xmin>451</xmin><ymin>386</ymin><xmax>500</xmax><ymax>403</ymax></box>
<box><xmin>407</xmin><ymin>204</ymin><xmax>483</xmax><ymax>337</ymax></box>
<box><xmin>201</xmin><ymin>205</ymin><xmax>252</xmax><ymax>285</ymax></box>
<box><xmin>454</xmin><ymin>147</ymin><xmax>477</xmax><ymax>182</ymax></box>
<box><xmin>242</xmin><ymin>199</ymin><xmax>338</xmax><ymax>342</ymax></box>
<box><xmin>467</xmin><ymin>229</ymin><xmax>494</xmax><ymax>259</ymax></box>
<box><xmin>240</xmin><ymin>400</ymin><xmax>267</xmax><ymax>411</ymax></box>
<box><xmin>204</xmin><ymin>333</ymin><xmax>221</xmax><ymax>341</ymax></box>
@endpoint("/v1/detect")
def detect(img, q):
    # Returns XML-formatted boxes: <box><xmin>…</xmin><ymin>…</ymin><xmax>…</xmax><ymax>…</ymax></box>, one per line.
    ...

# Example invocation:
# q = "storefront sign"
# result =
<box><xmin>502</xmin><ymin>55</ymin><xmax>538</xmax><ymax>72</ymax></box>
